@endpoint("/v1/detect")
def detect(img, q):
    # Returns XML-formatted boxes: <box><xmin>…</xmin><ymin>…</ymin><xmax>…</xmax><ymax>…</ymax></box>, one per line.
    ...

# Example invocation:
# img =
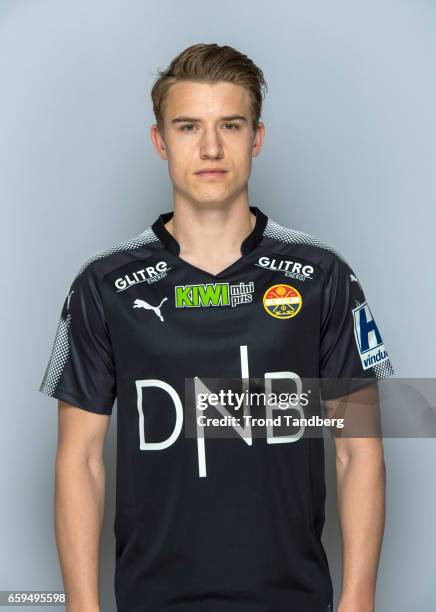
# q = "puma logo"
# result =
<box><xmin>133</xmin><ymin>297</ymin><xmax>168</xmax><ymax>322</ymax></box>
<box><xmin>350</xmin><ymin>274</ymin><xmax>361</xmax><ymax>289</ymax></box>
<box><xmin>67</xmin><ymin>290</ymin><xmax>75</xmax><ymax>309</ymax></box>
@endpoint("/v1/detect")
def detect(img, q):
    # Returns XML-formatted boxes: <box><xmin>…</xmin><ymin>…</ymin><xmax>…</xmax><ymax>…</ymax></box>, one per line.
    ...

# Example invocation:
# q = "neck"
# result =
<box><xmin>164</xmin><ymin>197</ymin><xmax>256</xmax><ymax>265</ymax></box>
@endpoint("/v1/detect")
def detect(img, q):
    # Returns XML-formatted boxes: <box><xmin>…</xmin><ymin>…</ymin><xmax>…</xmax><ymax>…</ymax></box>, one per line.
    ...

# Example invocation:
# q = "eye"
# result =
<box><xmin>224</xmin><ymin>123</ymin><xmax>240</xmax><ymax>130</ymax></box>
<box><xmin>180</xmin><ymin>124</ymin><xmax>196</xmax><ymax>131</ymax></box>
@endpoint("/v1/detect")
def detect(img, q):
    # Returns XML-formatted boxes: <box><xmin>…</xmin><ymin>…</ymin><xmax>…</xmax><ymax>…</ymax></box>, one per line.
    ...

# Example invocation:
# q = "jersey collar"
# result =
<box><xmin>151</xmin><ymin>205</ymin><xmax>268</xmax><ymax>257</ymax></box>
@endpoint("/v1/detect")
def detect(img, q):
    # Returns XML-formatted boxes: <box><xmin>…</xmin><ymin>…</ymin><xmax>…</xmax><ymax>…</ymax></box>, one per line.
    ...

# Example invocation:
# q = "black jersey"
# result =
<box><xmin>39</xmin><ymin>206</ymin><xmax>394</xmax><ymax>612</ymax></box>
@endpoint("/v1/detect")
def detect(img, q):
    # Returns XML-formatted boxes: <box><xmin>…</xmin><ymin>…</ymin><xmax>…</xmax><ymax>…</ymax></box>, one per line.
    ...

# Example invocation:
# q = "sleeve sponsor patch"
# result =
<box><xmin>352</xmin><ymin>301</ymin><xmax>390</xmax><ymax>370</ymax></box>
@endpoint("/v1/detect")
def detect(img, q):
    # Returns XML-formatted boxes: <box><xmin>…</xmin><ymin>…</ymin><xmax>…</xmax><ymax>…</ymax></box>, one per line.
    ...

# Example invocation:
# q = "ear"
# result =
<box><xmin>252</xmin><ymin>122</ymin><xmax>265</xmax><ymax>158</ymax></box>
<box><xmin>150</xmin><ymin>124</ymin><xmax>168</xmax><ymax>160</ymax></box>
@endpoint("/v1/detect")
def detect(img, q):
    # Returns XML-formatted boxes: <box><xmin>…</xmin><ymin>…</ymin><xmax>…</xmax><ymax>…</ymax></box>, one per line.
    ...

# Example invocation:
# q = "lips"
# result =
<box><xmin>195</xmin><ymin>169</ymin><xmax>228</xmax><ymax>177</ymax></box>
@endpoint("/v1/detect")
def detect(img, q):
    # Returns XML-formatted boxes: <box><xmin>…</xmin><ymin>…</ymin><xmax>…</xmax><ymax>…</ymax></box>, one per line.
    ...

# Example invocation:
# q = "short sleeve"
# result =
<box><xmin>39</xmin><ymin>264</ymin><xmax>116</xmax><ymax>414</ymax></box>
<box><xmin>319</xmin><ymin>256</ymin><xmax>394</xmax><ymax>401</ymax></box>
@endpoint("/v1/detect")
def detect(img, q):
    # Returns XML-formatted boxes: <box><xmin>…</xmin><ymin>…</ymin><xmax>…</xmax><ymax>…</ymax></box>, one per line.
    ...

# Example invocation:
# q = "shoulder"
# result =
<box><xmin>71</xmin><ymin>224</ymin><xmax>160</xmax><ymax>286</ymax></box>
<box><xmin>262</xmin><ymin>214</ymin><xmax>353</xmax><ymax>276</ymax></box>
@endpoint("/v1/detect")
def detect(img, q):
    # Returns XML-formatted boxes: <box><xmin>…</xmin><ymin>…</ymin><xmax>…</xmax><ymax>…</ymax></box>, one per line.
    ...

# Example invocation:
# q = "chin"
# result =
<box><xmin>193</xmin><ymin>188</ymin><xmax>230</xmax><ymax>203</ymax></box>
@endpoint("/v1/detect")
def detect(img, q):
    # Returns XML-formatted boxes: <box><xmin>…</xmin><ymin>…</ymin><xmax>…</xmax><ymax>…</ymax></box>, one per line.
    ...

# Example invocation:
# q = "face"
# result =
<box><xmin>150</xmin><ymin>80</ymin><xmax>265</xmax><ymax>208</ymax></box>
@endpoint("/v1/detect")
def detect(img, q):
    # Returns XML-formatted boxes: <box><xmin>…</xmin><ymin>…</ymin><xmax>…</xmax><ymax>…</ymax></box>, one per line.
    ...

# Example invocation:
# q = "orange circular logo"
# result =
<box><xmin>263</xmin><ymin>284</ymin><xmax>302</xmax><ymax>319</ymax></box>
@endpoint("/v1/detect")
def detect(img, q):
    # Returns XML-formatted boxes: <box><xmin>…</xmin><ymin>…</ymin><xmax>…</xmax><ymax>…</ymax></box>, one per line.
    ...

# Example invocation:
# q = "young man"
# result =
<box><xmin>39</xmin><ymin>44</ymin><xmax>394</xmax><ymax>612</ymax></box>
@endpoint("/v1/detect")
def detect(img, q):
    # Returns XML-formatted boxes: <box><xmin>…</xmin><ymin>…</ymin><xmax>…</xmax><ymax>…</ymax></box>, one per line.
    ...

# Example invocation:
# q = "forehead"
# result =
<box><xmin>163</xmin><ymin>80</ymin><xmax>251</xmax><ymax>120</ymax></box>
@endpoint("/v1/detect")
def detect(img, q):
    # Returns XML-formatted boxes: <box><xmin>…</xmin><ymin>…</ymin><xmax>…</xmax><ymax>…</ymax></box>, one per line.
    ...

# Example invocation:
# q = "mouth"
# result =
<box><xmin>195</xmin><ymin>170</ymin><xmax>228</xmax><ymax>179</ymax></box>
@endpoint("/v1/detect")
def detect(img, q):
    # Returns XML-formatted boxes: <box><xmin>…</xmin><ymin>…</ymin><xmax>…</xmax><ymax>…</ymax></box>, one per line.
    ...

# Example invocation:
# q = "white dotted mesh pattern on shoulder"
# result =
<box><xmin>263</xmin><ymin>218</ymin><xmax>347</xmax><ymax>264</ymax></box>
<box><xmin>263</xmin><ymin>218</ymin><xmax>395</xmax><ymax>382</ymax></box>
<box><xmin>76</xmin><ymin>226</ymin><xmax>159</xmax><ymax>277</ymax></box>
<box><xmin>40</xmin><ymin>315</ymin><xmax>72</xmax><ymax>396</ymax></box>
<box><xmin>40</xmin><ymin>226</ymin><xmax>159</xmax><ymax>398</ymax></box>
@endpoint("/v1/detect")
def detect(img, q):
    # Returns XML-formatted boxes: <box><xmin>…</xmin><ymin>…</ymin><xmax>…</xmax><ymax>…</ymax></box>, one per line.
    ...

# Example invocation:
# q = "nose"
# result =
<box><xmin>199</xmin><ymin>126</ymin><xmax>224</xmax><ymax>159</ymax></box>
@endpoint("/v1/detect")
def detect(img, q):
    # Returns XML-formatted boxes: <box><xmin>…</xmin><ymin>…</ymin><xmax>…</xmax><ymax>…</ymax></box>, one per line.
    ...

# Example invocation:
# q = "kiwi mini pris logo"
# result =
<box><xmin>263</xmin><ymin>284</ymin><xmax>302</xmax><ymax>319</ymax></box>
<box><xmin>175</xmin><ymin>281</ymin><xmax>254</xmax><ymax>308</ymax></box>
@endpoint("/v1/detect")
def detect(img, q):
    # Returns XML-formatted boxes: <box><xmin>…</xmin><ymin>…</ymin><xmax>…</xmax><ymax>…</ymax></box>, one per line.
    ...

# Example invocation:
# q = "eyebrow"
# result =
<box><xmin>171</xmin><ymin>115</ymin><xmax>248</xmax><ymax>125</ymax></box>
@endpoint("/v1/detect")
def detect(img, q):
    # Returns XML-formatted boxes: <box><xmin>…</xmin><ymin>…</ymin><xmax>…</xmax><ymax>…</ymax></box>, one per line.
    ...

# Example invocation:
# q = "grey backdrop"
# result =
<box><xmin>1</xmin><ymin>0</ymin><xmax>435</xmax><ymax>610</ymax></box>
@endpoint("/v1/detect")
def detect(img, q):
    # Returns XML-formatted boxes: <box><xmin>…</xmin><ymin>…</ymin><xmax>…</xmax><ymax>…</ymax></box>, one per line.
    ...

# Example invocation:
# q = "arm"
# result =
<box><xmin>325</xmin><ymin>384</ymin><xmax>386</xmax><ymax>612</ymax></box>
<box><xmin>55</xmin><ymin>400</ymin><xmax>110</xmax><ymax>612</ymax></box>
